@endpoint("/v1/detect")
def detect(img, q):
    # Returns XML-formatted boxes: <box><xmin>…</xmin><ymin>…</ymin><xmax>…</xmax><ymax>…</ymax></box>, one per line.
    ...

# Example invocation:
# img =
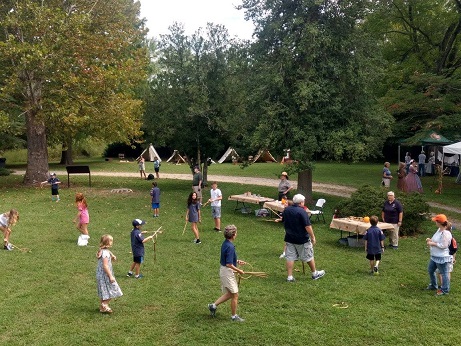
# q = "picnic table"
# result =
<box><xmin>228</xmin><ymin>194</ymin><xmax>275</xmax><ymax>212</ymax></box>
<box><xmin>330</xmin><ymin>217</ymin><xmax>395</xmax><ymax>238</ymax></box>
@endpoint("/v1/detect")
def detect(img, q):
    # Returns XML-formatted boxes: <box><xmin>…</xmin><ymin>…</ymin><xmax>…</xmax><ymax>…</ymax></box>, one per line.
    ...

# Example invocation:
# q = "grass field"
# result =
<box><xmin>0</xmin><ymin>172</ymin><xmax>460</xmax><ymax>346</ymax></box>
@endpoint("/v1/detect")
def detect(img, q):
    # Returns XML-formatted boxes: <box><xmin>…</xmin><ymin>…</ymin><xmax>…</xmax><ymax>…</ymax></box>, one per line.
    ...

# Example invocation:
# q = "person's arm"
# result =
<box><xmin>142</xmin><ymin>235</ymin><xmax>155</xmax><ymax>243</ymax></box>
<box><xmin>305</xmin><ymin>225</ymin><xmax>316</xmax><ymax>245</ymax></box>
<box><xmin>381</xmin><ymin>211</ymin><xmax>385</xmax><ymax>222</ymax></box>
<box><xmin>226</xmin><ymin>262</ymin><xmax>244</xmax><ymax>275</ymax></box>
<box><xmin>398</xmin><ymin>211</ymin><xmax>403</xmax><ymax>226</ymax></box>
<box><xmin>102</xmin><ymin>256</ymin><xmax>115</xmax><ymax>283</ymax></box>
<box><xmin>364</xmin><ymin>240</ymin><xmax>367</xmax><ymax>252</ymax></box>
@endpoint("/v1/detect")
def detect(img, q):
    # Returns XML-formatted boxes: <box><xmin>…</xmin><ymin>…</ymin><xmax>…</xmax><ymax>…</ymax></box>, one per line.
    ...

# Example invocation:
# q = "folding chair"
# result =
<box><xmin>309</xmin><ymin>198</ymin><xmax>326</xmax><ymax>223</ymax></box>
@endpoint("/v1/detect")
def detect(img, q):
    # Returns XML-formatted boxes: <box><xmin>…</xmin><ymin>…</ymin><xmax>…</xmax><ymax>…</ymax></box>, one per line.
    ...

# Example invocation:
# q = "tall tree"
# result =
<box><xmin>240</xmin><ymin>0</ymin><xmax>393</xmax><ymax>198</ymax></box>
<box><xmin>0</xmin><ymin>0</ymin><xmax>149</xmax><ymax>183</ymax></box>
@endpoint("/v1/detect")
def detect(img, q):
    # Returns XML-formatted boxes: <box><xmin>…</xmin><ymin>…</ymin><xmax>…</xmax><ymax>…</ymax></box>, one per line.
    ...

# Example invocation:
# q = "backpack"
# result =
<box><xmin>147</xmin><ymin>173</ymin><xmax>155</xmax><ymax>180</ymax></box>
<box><xmin>449</xmin><ymin>236</ymin><xmax>458</xmax><ymax>255</ymax></box>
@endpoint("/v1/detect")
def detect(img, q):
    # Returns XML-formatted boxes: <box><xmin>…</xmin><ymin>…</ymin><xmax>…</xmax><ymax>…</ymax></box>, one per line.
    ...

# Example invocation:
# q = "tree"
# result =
<box><xmin>239</xmin><ymin>0</ymin><xmax>393</xmax><ymax>199</ymax></box>
<box><xmin>0</xmin><ymin>0</ymin><xmax>149</xmax><ymax>183</ymax></box>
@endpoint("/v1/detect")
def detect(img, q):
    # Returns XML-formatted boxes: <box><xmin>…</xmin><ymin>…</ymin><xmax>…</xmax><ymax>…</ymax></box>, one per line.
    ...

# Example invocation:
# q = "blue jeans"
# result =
<box><xmin>428</xmin><ymin>259</ymin><xmax>450</xmax><ymax>293</ymax></box>
<box><xmin>418</xmin><ymin>163</ymin><xmax>425</xmax><ymax>176</ymax></box>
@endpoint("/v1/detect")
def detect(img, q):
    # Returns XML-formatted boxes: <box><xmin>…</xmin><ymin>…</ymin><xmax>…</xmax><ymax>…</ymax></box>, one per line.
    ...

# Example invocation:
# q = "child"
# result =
<box><xmin>96</xmin><ymin>234</ymin><xmax>123</xmax><ymax>313</ymax></box>
<box><xmin>208</xmin><ymin>224</ymin><xmax>247</xmax><ymax>322</ymax></box>
<box><xmin>186</xmin><ymin>192</ymin><xmax>201</xmax><ymax>244</ymax></box>
<box><xmin>363</xmin><ymin>215</ymin><xmax>385</xmax><ymax>275</ymax></box>
<box><xmin>74</xmin><ymin>193</ymin><xmax>90</xmax><ymax>246</ymax></box>
<box><xmin>0</xmin><ymin>209</ymin><xmax>19</xmax><ymax>251</ymax></box>
<box><xmin>127</xmin><ymin>219</ymin><xmax>155</xmax><ymax>279</ymax></box>
<box><xmin>40</xmin><ymin>172</ymin><xmax>61</xmax><ymax>202</ymax></box>
<box><xmin>437</xmin><ymin>221</ymin><xmax>455</xmax><ymax>286</ymax></box>
<box><xmin>138</xmin><ymin>157</ymin><xmax>147</xmax><ymax>179</ymax></box>
<box><xmin>153</xmin><ymin>157</ymin><xmax>160</xmax><ymax>179</ymax></box>
<box><xmin>150</xmin><ymin>182</ymin><xmax>160</xmax><ymax>218</ymax></box>
<box><xmin>208</xmin><ymin>182</ymin><xmax>222</xmax><ymax>232</ymax></box>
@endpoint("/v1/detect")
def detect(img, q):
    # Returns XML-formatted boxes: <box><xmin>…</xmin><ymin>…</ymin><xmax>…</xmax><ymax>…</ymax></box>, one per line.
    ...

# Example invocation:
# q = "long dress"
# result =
<box><xmin>96</xmin><ymin>249</ymin><xmax>123</xmax><ymax>300</ymax></box>
<box><xmin>397</xmin><ymin>167</ymin><xmax>407</xmax><ymax>192</ymax></box>
<box><xmin>405</xmin><ymin>165</ymin><xmax>423</xmax><ymax>193</ymax></box>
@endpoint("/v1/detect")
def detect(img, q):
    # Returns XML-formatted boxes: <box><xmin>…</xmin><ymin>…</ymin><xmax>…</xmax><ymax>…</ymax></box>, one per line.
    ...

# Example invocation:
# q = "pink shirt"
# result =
<box><xmin>78</xmin><ymin>203</ymin><xmax>89</xmax><ymax>224</ymax></box>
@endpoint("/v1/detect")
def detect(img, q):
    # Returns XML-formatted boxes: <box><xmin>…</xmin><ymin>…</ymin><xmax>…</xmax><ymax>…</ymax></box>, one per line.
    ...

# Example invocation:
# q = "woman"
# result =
<box><xmin>404</xmin><ymin>152</ymin><xmax>412</xmax><ymax>174</ymax></box>
<box><xmin>277</xmin><ymin>172</ymin><xmax>293</xmax><ymax>201</ymax></box>
<box><xmin>396</xmin><ymin>162</ymin><xmax>407</xmax><ymax>192</ymax></box>
<box><xmin>405</xmin><ymin>160</ymin><xmax>423</xmax><ymax>193</ymax></box>
<box><xmin>381</xmin><ymin>162</ymin><xmax>393</xmax><ymax>189</ymax></box>
<box><xmin>426</xmin><ymin>214</ymin><xmax>452</xmax><ymax>296</ymax></box>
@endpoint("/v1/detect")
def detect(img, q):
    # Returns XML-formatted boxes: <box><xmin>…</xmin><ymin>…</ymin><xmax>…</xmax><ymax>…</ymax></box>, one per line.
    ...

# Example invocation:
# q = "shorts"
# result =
<box><xmin>133</xmin><ymin>256</ymin><xmax>144</xmax><ymax>264</ymax></box>
<box><xmin>220</xmin><ymin>266</ymin><xmax>238</xmax><ymax>294</ymax></box>
<box><xmin>51</xmin><ymin>188</ymin><xmax>59</xmax><ymax>196</ymax></box>
<box><xmin>285</xmin><ymin>242</ymin><xmax>313</xmax><ymax>262</ymax></box>
<box><xmin>366</xmin><ymin>253</ymin><xmax>382</xmax><ymax>261</ymax></box>
<box><xmin>211</xmin><ymin>206</ymin><xmax>221</xmax><ymax>219</ymax></box>
<box><xmin>192</xmin><ymin>186</ymin><xmax>202</xmax><ymax>199</ymax></box>
<box><xmin>154</xmin><ymin>167</ymin><xmax>160</xmax><ymax>173</ymax></box>
<box><xmin>382</xmin><ymin>178</ymin><xmax>390</xmax><ymax>187</ymax></box>
<box><xmin>152</xmin><ymin>203</ymin><xmax>160</xmax><ymax>209</ymax></box>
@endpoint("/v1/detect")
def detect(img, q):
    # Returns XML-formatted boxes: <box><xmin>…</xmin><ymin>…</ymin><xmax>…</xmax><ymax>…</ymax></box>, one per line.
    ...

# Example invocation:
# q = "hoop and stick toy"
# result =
<box><xmin>236</xmin><ymin>262</ymin><xmax>268</xmax><ymax>286</ymax></box>
<box><xmin>10</xmin><ymin>243</ymin><xmax>31</xmax><ymax>253</ymax></box>
<box><xmin>150</xmin><ymin>226</ymin><xmax>163</xmax><ymax>262</ymax></box>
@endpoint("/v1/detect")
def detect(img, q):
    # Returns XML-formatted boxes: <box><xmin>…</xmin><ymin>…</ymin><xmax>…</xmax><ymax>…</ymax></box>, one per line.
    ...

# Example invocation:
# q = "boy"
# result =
<box><xmin>208</xmin><ymin>225</ymin><xmax>246</xmax><ymax>322</ymax></box>
<box><xmin>40</xmin><ymin>172</ymin><xmax>61</xmax><ymax>202</ymax></box>
<box><xmin>127</xmin><ymin>219</ymin><xmax>155</xmax><ymax>279</ymax></box>
<box><xmin>150</xmin><ymin>182</ymin><xmax>160</xmax><ymax>218</ymax></box>
<box><xmin>208</xmin><ymin>182</ymin><xmax>222</xmax><ymax>231</ymax></box>
<box><xmin>363</xmin><ymin>215</ymin><xmax>385</xmax><ymax>275</ymax></box>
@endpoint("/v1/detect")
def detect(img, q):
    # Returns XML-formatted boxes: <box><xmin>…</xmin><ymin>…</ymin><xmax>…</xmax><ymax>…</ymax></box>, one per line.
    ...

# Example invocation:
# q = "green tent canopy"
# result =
<box><xmin>400</xmin><ymin>130</ymin><xmax>452</xmax><ymax>146</ymax></box>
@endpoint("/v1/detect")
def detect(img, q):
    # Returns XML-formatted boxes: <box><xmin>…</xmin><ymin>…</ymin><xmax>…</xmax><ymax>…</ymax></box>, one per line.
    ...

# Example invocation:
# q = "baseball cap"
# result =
<box><xmin>281</xmin><ymin>171</ymin><xmax>288</xmax><ymax>176</ymax></box>
<box><xmin>431</xmin><ymin>214</ymin><xmax>447</xmax><ymax>223</ymax></box>
<box><xmin>51</xmin><ymin>172</ymin><xmax>56</xmax><ymax>176</ymax></box>
<box><xmin>132</xmin><ymin>219</ymin><xmax>146</xmax><ymax>227</ymax></box>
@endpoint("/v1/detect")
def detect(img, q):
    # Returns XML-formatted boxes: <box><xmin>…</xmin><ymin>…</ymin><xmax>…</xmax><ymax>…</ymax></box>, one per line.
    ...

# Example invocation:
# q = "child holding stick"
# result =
<box><xmin>74</xmin><ymin>193</ymin><xmax>90</xmax><ymax>246</ymax></box>
<box><xmin>363</xmin><ymin>215</ymin><xmax>385</xmax><ymax>275</ymax></box>
<box><xmin>186</xmin><ymin>192</ymin><xmax>201</xmax><ymax>244</ymax></box>
<box><xmin>0</xmin><ymin>209</ymin><xmax>19</xmax><ymax>251</ymax></box>
<box><xmin>208</xmin><ymin>224</ymin><xmax>246</xmax><ymax>322</ymax></box>
<box><xmin>96</xmin><ymin>234</ymin><xmax>123</xmax><ymax>313</ymax></box>
<box><xmin>40</xmin><ymin>172</ymin><xmax>61</xmax><ymax>202</ymax></box>
<box><xmin>127</xmin><ymin>219</ymin><xmax>155</xmax><ymax>279</ymax></box>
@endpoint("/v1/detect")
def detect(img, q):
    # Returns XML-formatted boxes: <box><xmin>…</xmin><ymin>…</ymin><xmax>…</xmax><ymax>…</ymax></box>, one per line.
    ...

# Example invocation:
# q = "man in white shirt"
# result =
<box><xmin>418</xmin><ymin>151</ymin><xmax>426</xmax><ymax>176</ymax></box>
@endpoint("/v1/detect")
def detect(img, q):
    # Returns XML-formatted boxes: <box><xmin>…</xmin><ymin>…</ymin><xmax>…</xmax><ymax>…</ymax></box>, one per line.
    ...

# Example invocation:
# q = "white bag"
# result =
<box><xmin>77</xmin><ymin>234</ymin><xmax>90</xmax><ymax>246</ymax></box>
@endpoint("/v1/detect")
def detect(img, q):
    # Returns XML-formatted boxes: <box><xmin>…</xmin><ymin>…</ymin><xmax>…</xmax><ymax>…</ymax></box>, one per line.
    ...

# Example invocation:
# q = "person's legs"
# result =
<box><xmin>134</xmin><ymin>262</ymin><xmax>141</xmax><ymax>276</ymax></box>
<box><xmin>191</xmin><ymin>222</ymin><xmax>199</xmax><ymax>239</ymax></box>
<box><xmin>286</xmin><ymin>260</ymin><xmax>294</xmax><ymax>277</ymax></box>
<box><xmin>437</xmin><ymin>262</ymin><xmax>450</xmax><ymax>293</ymax></box>
<box><xmin>306</xmin><ymin>259</ymin><xmax>316</xmax><ymax>272</ymax></box>
<box><xmin>389</xmin><ymin>224</ymin><xmax>399</xmax><ymax>247</ymax></box>
<box><xmin>214</xmin><ymin>291</ymin><xmax>232</xmax><ymax>306</ymax></box>
<box><xmin>230</xmin><ymin>292</ymin><xmax>239</xmax><ymax>316</ymax></box>
<box><xmin>427</xmin><ymin>259</ymin><xmax>438</xmax><ymax>288</ymax></box>
<box><xmin>79</xmin><ymin>223</ymin><xmax>89</xmax><ymax>235</ymax></box>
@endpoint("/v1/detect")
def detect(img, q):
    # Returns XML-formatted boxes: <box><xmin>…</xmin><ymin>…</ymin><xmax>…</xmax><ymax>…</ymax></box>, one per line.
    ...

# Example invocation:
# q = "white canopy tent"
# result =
<box><xmin>218</xmin><ymin>147</ymin><xmax>239</xmax><ymax>163</ymax></box>
<box><xmin>442</xmin><ymin>141</ymin><xmax>461</xmax><ymax>183</ymax></box>
<box><xmin>137</xmin><ymin>144</ymin><xmax>162</xmax><ymax>162</ymax></box>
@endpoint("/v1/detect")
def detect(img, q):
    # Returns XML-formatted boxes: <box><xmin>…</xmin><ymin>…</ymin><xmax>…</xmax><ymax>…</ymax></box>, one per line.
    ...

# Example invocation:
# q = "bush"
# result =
<box><xmin>336</xmin><ymin>185</ymin><xmax>429</xmax><ymax>236</ymax></box>
<box><xmin>0</xmin><ymin>167</ymin><xmax>10</xmax><ymax>176</ymax></box>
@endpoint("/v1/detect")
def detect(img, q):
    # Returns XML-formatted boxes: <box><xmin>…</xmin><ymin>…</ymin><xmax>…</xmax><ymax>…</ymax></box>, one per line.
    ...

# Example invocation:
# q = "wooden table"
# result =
<box><xmin>330</xmin><ymin>218</ymin><xmax>395</xmax><ymax>237</ymax></box>
<box><xmin>228</xmin><ymin>194</ymin><xmax>275</xmax><ymax>213</ymax></box>
<box><xmin>262</xmin><ymin>201</ymin><xmax>313</xmax><ymax>219</ymax></box>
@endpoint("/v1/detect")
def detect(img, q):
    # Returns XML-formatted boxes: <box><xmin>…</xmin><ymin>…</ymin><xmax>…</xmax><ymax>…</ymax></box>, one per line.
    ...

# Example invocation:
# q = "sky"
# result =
<box><xmin>138</xmin><ymin>0</ymin><xmax>255</xmax><ymax>40</ymax></box>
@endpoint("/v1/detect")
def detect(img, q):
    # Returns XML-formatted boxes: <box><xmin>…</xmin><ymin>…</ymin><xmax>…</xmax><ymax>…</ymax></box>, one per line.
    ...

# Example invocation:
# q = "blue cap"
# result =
<box><xmin>132</xmin><ymin>219</ymin><xmax>146</xmax><ymax>227</ymax></box>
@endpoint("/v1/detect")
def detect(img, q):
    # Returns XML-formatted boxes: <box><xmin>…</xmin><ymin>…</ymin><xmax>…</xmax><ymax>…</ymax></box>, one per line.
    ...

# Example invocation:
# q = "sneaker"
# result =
<box><xmin>208</xmin><ymin>304</ymin><xmax>217</xmax><ymax>317</ymax></box>
<box><xmin>286</xmin><ymin>277</ymin><xmax>296</xmax><ymax>283</ymax></box>
<box><xmin>126</xmin><ymin>272</ymin><xmax>133</xmax><ymax>277</ymax></box>
<box><xmin>426</xmin><ymin>284</ymin><xmax>437</xmax><ymax>290</ymax></box>
<box><xmin>312</xmin><ymin>270</ymin><xmax>325</xmax><ymax>280</ymax></box>
<box><xmin>279</xmin><ymin>252</ymin><xmax>286</xmax><ymax>259</ymax></box>
<box><xmin>213</xmin><ymin>228</ymin><xmax>221</xmax><ymax>232</ymax></box>
<box><xmin>135</xmin><ymin>274</ymin><xmax>144</xmax><ymax>279</ymax></box>
<box><xmin>4</xmin><ymin>244</ymin><xmax>13</xmax><ymax>251</ymax></box>
<box><xmin>388</xmin><ymin>245</ymin><xmax>398</xmax><ymax>249</ymax></box>
<box><xmin>373</xmin><ymin>266</ymin><xmax>379</xmax><ymax>275</ymax></box>
<box><xmin>231</xmin><ymin>315</ymin><xmax>245</xmax><ymax>322</ymax></box>
<box><xmin>195</xmin><ymin>239</ymin><xmax>201</xmax><ymax>244</ymax></box>
<box><xmin>435</xmin><ymin>289</ymin><xmax>448</xmax><ymax>296</ymax></box>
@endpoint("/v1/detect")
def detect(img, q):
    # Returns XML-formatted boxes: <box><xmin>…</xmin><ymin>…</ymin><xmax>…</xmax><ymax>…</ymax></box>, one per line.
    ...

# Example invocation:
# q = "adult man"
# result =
<box><xmin>192</xmin><ymin>166</ymin><xmax>203</xmax><ymax>203</ymax></box>
<box><xmin>282</xmin><ymin>194</ymin><xmax>325</xmax><ymax>282</ymax></box>
<box><xmin>381</xmin><ymin>191</ymin><xmax>403</xmax><ymax>249</ymax></box>
<box><xmin>418</xmin><ymin>151</ymin><xmax>426</xmax><ymax>176</ymax></box>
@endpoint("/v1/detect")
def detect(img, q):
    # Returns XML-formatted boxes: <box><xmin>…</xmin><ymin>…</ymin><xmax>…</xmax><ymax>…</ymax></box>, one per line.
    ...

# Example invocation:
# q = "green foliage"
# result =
<box><xmin>0</xmin><ymin>167</ymin><xmax>10</xmax><ymax>176</ymax></box>
<box><xmin>337</xmin><ymin>185</ymin><xmax>430</xmax><ymax>236</ymax></box>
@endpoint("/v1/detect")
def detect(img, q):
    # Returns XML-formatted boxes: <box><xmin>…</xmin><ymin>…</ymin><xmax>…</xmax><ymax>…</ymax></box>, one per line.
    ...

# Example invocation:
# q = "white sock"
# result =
<box><xmin>287</xmin><ymin>275</ymin><xmax>294</xmax><ymax>280</ymax></box>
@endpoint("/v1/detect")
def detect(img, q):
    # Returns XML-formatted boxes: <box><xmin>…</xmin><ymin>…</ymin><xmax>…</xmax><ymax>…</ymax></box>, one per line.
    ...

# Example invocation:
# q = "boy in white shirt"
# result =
<box><xmin>208</xmin><ymin>182</ymin><xmax>223</xmax><ymax>232</ymax></box>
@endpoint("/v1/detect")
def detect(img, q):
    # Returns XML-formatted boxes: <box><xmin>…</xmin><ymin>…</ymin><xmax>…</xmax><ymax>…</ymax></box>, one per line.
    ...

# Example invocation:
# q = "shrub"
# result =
<box><xmin>0</xmin><ymin>167</ymin><xmax>10</xmax><ymax>176</ymax></box>
<box><xmin>336</xmin><ymin>185</ymin><xmax>429</xmax><ymax>236</ymax></box>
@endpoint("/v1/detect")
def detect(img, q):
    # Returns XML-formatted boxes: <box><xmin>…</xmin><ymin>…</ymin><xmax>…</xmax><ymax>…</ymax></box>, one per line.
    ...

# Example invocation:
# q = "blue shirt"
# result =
<box><xmin>48</xmin><ymin>177</ymin><xmax>60</xmax><ymax>189</ymax></box>
<box><xmin>382</xmin><ymin>199</ymin><xmax>403</xmax><ymax>224</ymax></box>
<box><xmin>150</xmin><ymin>187</ymin><xmax>160</xmax><ymax>203</ymax></box>
<box><xmin>282</xmin><ymin>204</ymin><xmax>311</xmax><ymax>244</ymax></box>
<box><xmin>130</xmin><ymin>228</ymin><xmax>145</xmax><ymax>257</ymax></box>
<box><xmin>363</xmin><ymin>225</ymin><xmax>385</xmax><ymax>255</ymax></box>
<box><xmin>187</xmin><ymin>202</ymin><xmax>200</xmax><ymax>222</ymax></box>
<box><xmin>220</xmin><ymin>239</ymin><xmax>237</xmax><ymax>267</ymax></box>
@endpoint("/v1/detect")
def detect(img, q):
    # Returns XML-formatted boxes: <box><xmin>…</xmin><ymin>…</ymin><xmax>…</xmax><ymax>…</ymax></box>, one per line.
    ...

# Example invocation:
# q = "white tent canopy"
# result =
<box><xmin>137</xmin><ymin>144</ymin><xmax>162</xmax><ymax>162</ymax></box>
<box><xmin>252</xmin><ymin>149</ymin><xmax>277</xmax><ymax>163</ymax></box>
<box><xmin>443</xmin><ymin>141</ymin><xmax>461</xmax><ymax>155</ymax></box>
<box><xmin>166</xmin><ymin>150</ymin><xmax>186</xmax><ymax>164</ymax></box>
<box><xmin>218</xmin><ymin>147</ymin><xmax>239</xmax><ymax>163</ymax></box>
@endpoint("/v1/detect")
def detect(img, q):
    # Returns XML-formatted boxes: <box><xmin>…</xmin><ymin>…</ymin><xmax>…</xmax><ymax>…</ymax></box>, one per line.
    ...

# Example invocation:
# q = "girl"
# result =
<box><xmin>74</xmin><ymin>193</ymin><xmax>90</xmax><ymax>246</ymax></box>
<box><xmin>186</xmin><ymin>192</ymin><xmax>201</xmax><ymax>244</ymax></box>
<box><xmin>96</xmin><ymin>235</ymin><xmax>123</xmax><ymax>313</ymax></box>
<box><xmin>138</xmin><ymin>157</ymin><xmax>147</xmax><ymax>179</ymax></box>
<box><xmin>0</xmin><ymin>209</ymin><xmax>19</xmax><ymax>251</ymax></box>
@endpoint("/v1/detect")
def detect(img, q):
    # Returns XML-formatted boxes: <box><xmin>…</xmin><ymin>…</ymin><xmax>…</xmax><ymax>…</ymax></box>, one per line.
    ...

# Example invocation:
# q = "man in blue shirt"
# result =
<box><xmin>282</xmin><ymin>194</ymin><xmax>325</xmax><ymax>282</ymax></box>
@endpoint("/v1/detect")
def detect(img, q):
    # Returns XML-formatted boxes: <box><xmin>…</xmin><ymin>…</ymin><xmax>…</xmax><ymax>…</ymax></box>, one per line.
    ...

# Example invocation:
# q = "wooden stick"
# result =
<box><xmin>182</xmin><ymin>219</ymin><xmax>188</xmax><ymax>235</ymax></box>
<box><xmin>201</xmin><ymin>200</ymin><xmax>211</xmax><ymax>208</ymax></box>
<box><xmin>10</xmin><ymin>243</ymin><xmax>31</xmax><ymax>253</ymax></box>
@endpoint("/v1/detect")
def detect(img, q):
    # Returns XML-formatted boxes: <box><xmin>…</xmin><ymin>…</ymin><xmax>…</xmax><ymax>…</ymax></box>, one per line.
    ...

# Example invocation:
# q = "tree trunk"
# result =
<box><xmin>23</xmin><ymin>110</ymin><xmax>49</xmax><ymax>185</ymax></box>
<box><xmin>60</xmin><ymin>141</ymin><xmax>74</xmax><ymax>165</ymax></box>
<box><xmin>297</xmin><ymin>169</ymin><xmax>313</xmax><ymax>204</ymax></box>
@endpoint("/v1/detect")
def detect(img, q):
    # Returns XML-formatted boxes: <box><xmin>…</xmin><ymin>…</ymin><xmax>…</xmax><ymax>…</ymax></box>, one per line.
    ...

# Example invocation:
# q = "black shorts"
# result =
<box><xmin>154</xmin><ymin>168</ymin><xmax>159</xmax><ymax>173</ymax></box>
<box><xmin>133</xmin><ymin>256</ymin><xmax>144</xmax><ymax>264</ymax></box>
<box><xmin>51</xmin><ymin>188</ymin><xmax>59</xmax><ymax>196</ymax></box>
<box><xmin>366</xmin><ymin>253</ymin><xmax>382</xmax><ymax>261</ymax></box>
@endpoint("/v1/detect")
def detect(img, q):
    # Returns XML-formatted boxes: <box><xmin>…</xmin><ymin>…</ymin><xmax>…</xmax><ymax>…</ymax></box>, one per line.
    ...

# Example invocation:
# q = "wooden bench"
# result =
<box><xmin>66</xmin><ymin>165</ymin><xmax>91</xmax><ymax>187</ymax></box>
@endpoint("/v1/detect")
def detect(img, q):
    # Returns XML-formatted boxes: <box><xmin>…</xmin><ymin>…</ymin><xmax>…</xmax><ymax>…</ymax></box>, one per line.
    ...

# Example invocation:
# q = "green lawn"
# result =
<box><xmin>0</xmin><ymin>174</ymin><xmax>460</xmax><ymax>345</ymax></box>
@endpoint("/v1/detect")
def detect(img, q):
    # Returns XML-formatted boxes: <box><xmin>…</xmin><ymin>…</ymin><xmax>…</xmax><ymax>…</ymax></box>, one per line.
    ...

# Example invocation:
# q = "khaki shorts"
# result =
<box><xmin>285</xmin><ymin>242</ymin><xmax>314</xmax><ymax>262</ymax></box>
<box><xmin>192</xmin><ymin>186</ymin><xmax>202</xmax><ymax>200</ymax></box>
<box><xmin>382</xmin><ymin>178</ymin><xmax>390</xmax><ymax>187</ymax></box>
<box><xmin>220</xmin><ymin>266</ymin><xmax>238</xmax><ymax>294</ymax></box>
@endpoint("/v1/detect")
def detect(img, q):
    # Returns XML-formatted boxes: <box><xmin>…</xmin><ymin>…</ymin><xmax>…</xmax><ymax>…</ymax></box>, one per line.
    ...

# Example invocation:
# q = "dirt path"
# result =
<box><xmin>12</xmin><ymin>170</ymin><xmax>461</xmax><ymax>215</ymax></box>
